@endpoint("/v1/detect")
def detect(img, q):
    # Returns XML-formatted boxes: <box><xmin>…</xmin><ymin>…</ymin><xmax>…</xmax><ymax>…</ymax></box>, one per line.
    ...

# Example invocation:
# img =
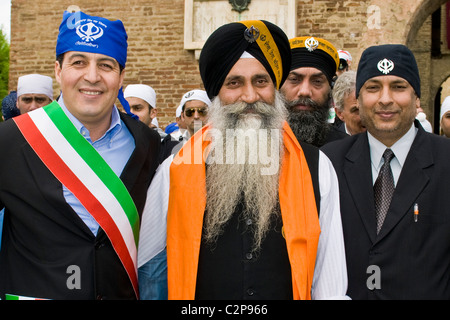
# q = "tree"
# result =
<box><xmin>0</xmin><ymin>27</ymin><xmax>10</xmax><ymax>121</ymax></box>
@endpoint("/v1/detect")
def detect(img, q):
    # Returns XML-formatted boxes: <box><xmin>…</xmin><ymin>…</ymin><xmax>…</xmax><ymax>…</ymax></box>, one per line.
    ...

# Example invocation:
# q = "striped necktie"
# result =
<box><xmin>374</xmin><ymin>148</ymin><xmax>395</xmax><ymax>234</ymax></box>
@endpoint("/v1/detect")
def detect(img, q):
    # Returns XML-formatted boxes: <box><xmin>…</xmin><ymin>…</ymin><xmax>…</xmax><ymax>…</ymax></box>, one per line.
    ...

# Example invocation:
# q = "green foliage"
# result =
<box><xmin>0</xmin><ymin>27</ymin><xmax>9</xmax><ymax>121</ymax></box>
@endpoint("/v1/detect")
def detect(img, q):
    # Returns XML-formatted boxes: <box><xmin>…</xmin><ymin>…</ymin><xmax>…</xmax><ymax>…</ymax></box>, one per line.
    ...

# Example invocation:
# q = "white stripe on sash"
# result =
<box><xmin>29</xmin><ymin>108</ymin><xmax>137</xmax><ymax>268</ymax></box>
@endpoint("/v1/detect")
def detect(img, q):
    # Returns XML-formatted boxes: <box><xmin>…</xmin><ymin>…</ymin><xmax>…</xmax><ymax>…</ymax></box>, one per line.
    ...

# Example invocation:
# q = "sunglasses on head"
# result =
<box><xmin>184</xmin><ymin>107</ymin><xmax>208</xmax><ymax>117</ymax></box>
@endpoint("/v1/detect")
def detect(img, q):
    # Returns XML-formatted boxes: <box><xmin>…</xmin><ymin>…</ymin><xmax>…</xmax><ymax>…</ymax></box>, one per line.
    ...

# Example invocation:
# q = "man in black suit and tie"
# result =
<box><xmin>322</xmin><ymin>44</ymin><xmax>450</xmax><ymax>299</ymax></box>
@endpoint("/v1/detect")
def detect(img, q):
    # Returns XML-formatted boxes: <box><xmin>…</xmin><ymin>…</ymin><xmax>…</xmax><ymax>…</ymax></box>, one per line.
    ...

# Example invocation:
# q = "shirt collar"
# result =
<box><xmin>57</xmin><ymin>94</ymin><xmax>122</xmax><ymax>142</ymax></box>
<box><xmin>368</xmin><ymin>123</ymin><xmax>417</xmax><ymax>169</ymax></box>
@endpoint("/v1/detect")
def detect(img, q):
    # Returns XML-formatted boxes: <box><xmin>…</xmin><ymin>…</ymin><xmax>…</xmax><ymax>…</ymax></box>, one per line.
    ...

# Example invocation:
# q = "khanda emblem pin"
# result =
<box><xmin>377</xmin><ymin>58</ymin><xmax>395</xmax><ymax>74</ymax></box>
<box><xmin>76</xmin><ymin>22</ymin><xmax>104</xmax><ymax>42</ymax></box>
<box><xmin>184</xmin><ymin>91</ymin><xmax>195</xmax><ymax>99</ymax></box>
<box><xmin>305</xmin><ymin>37</ymin><xmax>319</xmax><ymax>52</ymax></box>
<box><xmin>244</xmin><ymin>25</ymin><xmax>260</xmax><ymax>43</ymax></box>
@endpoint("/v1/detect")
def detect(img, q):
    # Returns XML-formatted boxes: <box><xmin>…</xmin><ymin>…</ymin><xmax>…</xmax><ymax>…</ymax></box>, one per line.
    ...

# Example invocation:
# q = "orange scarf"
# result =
<box><xmin>167</xmin><ymin>122</ymin><xmax>320</xmax><ymax>300</ymax></box>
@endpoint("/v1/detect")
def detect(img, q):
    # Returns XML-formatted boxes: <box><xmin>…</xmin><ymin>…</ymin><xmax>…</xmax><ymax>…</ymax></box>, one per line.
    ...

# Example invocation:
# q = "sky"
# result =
<box><xmin>0</xmin><ymin>0</ymin><xmax>11</xmax><ymax>42</ymax></box>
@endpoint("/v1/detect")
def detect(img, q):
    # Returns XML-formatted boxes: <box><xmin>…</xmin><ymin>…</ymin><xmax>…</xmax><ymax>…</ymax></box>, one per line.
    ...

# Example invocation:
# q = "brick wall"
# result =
<box><xmin>297</xmin><ymin>0</ymin><xmax>366</xmax><ymax>55</ymax></box>
<box><xmin>9</xmin><ymin>0</ymin><xmax>203</xmax><ymax>126</ymax></box>
<box><xmin>9</xmin><ymin>0</ymin><xmax>450</xmax><ymax>128</ymax></box>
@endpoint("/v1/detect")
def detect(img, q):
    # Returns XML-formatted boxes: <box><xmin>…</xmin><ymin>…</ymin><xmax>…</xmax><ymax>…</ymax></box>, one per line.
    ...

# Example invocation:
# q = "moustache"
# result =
<box><xmin>287</xmin><ymin>97</ymin><xmax>322</xmax><ymax>111</ymax></box>
<box><xmin>225</xmin><ymin>101</ymin><xmax>275</xmax><ymax>116</ymax></box>
<box><xmin>223</xmin><ymin>101</ymin><xmax>279</xmax><ymax>126</ymax></box>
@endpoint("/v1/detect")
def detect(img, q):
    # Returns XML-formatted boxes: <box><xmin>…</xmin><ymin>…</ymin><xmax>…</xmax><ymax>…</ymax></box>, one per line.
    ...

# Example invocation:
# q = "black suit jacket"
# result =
<box><xmin>0</xmin><ymin>112</ymin><xmax>160</xmax><ymax>300</ymax></box>
<box><xmin>322</xmin><ymin>120</ymin><xmax>450</xmax><ymax>299</ymax></box>
<box><xmin>320</xmin><ymin>124</ymin><xmax>348</xmax><ymax>147</ymax></box>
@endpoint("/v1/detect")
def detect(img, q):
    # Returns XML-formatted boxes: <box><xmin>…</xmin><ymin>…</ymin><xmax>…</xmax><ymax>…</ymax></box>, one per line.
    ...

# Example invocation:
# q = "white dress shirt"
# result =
<box><xmin>367</xmin><ymin>124</ymin><xmax>417</xmax><ymax>186</ymax></box>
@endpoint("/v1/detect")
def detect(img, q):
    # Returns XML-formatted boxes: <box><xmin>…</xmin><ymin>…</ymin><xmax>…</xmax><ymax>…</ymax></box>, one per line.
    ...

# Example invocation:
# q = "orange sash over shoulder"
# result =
<box><xmin>167</xmin><ymin>122</ymin><xmax>321</xmax><ymax>300</ymax></box>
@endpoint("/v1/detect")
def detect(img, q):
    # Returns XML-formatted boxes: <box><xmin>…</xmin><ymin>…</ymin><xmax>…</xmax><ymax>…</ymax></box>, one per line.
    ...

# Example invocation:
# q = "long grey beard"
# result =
<box><xmin>287</xmin><ymin>97</ymin><xmax>330</xmax><ymax>147</ymax></box>
<box><xmin>203</xmin><ymin>91</ymin><xmax>287</xmax><ymax>251</ymax></box>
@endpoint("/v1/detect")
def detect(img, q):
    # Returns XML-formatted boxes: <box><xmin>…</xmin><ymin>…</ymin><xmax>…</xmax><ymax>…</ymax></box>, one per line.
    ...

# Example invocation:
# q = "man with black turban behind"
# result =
<box><xmin>138</xmin><ymin>20</ymin><xmax>349</xmax><ymax>300</ymax></box>
<box><xmin>281</xmin><ymin>37</ymin><xmax>348</xmax><ymax>147</ymax></box>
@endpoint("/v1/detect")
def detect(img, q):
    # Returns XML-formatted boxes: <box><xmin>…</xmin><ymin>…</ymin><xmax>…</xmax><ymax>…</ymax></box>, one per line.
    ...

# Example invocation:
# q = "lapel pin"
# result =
<box><xmin>414</xmin><ymin>203</ymin><xmax>419</xmax><ymax>222</ymax></box>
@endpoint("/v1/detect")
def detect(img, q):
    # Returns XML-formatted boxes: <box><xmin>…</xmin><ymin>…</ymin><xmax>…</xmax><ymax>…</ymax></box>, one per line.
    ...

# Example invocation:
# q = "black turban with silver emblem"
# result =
<box><xmin>355</xmin><ymin>44</ymin><xmax>420</xmax><ymax>98</ymax></box>
<box><xmin>199</xmin><ymin>20</ymin><xmax>291</xmax><ymax>100</ymax></box>
<box><xmin>289</xmin><ymin>36</ymin><xmax>339</xmax><ymax>85</ymax></box>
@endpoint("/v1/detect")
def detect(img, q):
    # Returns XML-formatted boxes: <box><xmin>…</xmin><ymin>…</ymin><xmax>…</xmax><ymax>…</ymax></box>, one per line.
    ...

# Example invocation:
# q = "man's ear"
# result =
<box><xmin>415</xmin><ymin>95</ymin><xmax>421</xmax><ymax>110</ymax></box>
<box><xmin>335</xmin><ymin>107</ymin><xmax>345</xmax><ymax>121</ymax></box>
<box><xmin>150</xmin><ymin>107</ymin><xmax>158</xmax><ymax>119</ymax></box>
<box><xmin>54</xmin><ymin>60</ymin><xmax>62</xmax><ymax>84</ymax></box>
<box><xmin>118</xmin><ymin>68</ymin><xmax>126</xmax><ymax>89</ymax></box>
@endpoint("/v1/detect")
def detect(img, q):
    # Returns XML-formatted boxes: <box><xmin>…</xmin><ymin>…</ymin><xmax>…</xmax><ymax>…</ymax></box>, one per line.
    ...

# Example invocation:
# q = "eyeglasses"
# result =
<box><xmin>184</xmin><ymin>107</ymin><xmax>208</xmax><ymax>117</ymax></box>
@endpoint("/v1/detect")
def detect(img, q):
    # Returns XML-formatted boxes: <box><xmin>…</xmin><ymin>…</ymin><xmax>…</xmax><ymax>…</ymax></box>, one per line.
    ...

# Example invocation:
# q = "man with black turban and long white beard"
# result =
<box><xmin>281</xmin><ymin>36</ymin><xmax>349</xmax><ymax>147</ymax></box>
<box><xmin>137</xmin><ymin>20</ymin><xmax>349</xmax><ymax>300</ymax></box>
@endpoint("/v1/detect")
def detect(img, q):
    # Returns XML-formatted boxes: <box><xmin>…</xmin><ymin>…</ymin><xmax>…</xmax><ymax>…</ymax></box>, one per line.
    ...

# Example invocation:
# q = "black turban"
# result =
<box><xmin>199</xmin><ymin>20</ymin><xmax>291</xmax><ymax>100</ymax></box>
<box><xmin>356</xmin><ymin>44</ymin><xmax>420</xmax><ymax>98</ymax></box>
<box><xmin>289</xmin><ymin>36</ymin><xmax>339</xmax><ymax>85</ymax></box>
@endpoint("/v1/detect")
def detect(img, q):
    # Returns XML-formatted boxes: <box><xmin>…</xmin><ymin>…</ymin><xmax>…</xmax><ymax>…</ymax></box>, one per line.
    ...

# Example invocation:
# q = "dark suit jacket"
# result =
<box><xmin>320</xmin><ymin>124</ymin><xmax>348</xmax><ymax>147</ymax></box>
<box><xmin>322</xmin><ymin>120</ymin><xmax>450</xmax><ymax>299</ymax></box>
<box><xmin>0</xmin><ymin>112</ymin><xmax>160</xmax><ymax>300</ymax></box>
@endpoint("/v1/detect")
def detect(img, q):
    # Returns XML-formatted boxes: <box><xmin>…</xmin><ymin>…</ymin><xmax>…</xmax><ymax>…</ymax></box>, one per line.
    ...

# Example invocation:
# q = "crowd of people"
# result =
<box><xmin>1</xmin><ymin>9</ymin><xmax>450</xmax><ymax>300</ymax></box>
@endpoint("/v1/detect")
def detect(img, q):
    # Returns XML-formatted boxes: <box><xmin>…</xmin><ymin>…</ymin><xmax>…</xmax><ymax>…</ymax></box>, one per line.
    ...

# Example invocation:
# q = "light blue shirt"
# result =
<box><xmin>59</xmin><ymin>97</ymin><xmax>135</xmax><ymax>235</ymax></box>
<box><xmin>368</xmin><ymin>123</ymin><xmax>417</xmax><ymax>186</ymax></box>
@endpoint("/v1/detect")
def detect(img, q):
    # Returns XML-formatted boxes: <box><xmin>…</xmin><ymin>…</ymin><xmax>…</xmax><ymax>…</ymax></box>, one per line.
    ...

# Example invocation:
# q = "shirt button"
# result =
<box><xmin>95</xmin><ymin>241</ymin><xmax>105</xmax><ymax>249</ymax></box>
<box><xmin>246</xmin><ymin>252</ymin><xmax>253</xmax><ymax>260</ymax></box>
<box><xmin>246</xmin><ymin>219</ymin><xmax>252</xmax><ymax>226</ymax></box>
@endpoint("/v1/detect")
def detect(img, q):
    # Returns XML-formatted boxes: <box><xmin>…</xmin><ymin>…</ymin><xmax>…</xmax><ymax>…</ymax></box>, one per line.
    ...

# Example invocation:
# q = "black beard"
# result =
<box><xmin>286</xmin><ymin>97</ymin><xmax>331</xmax><ymax>147</ymax></box>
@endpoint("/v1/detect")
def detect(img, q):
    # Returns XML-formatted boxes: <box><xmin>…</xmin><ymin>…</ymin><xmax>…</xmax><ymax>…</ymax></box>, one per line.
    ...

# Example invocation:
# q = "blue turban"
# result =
<box><xmin>2</xmin><ymin>91</ymin><xmax>19</xmax><ymax>120</ymax></box>
<box><xmin>56</xmin><ymin>11</ymin><xmax>137</xmax><ymax>119</ymax></box>
<box><xmin>56</xmin><ymin>10</ymin><xmax>128</xmax><ymax>68</ymax></box>
<box><xmin>164</xmin><ymin>122</ymin><xmax>179</xmax><ymax>134</ymax></box>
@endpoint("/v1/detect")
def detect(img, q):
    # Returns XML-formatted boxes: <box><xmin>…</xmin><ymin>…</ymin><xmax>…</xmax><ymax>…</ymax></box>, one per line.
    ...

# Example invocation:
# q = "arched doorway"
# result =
<box><xmin>406</xmin><ymin>0</ymin><xmax>450</xmax><ymax>134</ymax></box>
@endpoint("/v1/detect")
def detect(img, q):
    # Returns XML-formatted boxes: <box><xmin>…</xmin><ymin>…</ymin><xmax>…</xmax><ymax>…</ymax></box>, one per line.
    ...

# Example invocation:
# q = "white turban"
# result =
<box><xmin>178</xmin><ymin>89</ymin><xmax>211</xmax><ymax>112</ymax></box>
<box><xmin>176</xmin><ymin>104</ymin><xmax>182</xmax><ymax>118</ymax></box>
<box><xmin>441</xmin><ymin>96</ymin><xmax>450</xmax><ymax>121</ymax></box>
<box><xmin>124</xmin><ymin>84</ymin><xmax>156</xmax><ymax>109</ymax></box>
<box><xmin>338</xmin><ymin>50</ymin><xmax>353</xmax><ymax>63</ymax></box>
<box><xmin>17</xmin><ymin>74</ymin><xmax>53</xmax><ymax>99</ymax></box>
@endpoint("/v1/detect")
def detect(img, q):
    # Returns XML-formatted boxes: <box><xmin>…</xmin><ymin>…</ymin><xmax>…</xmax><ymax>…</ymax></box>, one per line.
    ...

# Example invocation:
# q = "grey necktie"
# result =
<box><xmin>374</xmin><ymin>148</ymin><xmax>395</xmax><ymax>234</ymax></box>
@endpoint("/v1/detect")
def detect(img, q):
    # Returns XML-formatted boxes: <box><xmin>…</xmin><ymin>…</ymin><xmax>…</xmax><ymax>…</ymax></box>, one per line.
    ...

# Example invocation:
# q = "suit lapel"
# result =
<box><xmin>344</xmin><ymin>133</ymin><xmax>378</xmax><ymax>243</ymax></box>
<box><xmin>22</xmin><ymin>146</ymin><xmax>95</xmax><ymax>238</ymax></box>
<box><xmin>376</xmin><ymin>125</ymin><xmax>432</xmax><ymax>241</ymax></box>
<box><xmin>119</xmin><ymin>113</ymin><xmax>148</xmax><ymax>190</ymax></box>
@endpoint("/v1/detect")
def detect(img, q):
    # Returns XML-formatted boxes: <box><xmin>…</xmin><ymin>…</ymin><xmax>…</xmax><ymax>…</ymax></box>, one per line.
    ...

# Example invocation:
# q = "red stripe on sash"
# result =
<box><xmin>14</xmin><ymin>113</ymin><xmax>139</xmax><ymax>298</ymax></box>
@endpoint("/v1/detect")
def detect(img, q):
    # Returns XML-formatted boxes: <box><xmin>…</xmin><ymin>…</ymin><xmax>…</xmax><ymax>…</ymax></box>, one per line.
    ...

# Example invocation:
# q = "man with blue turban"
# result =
<box><xmin>0</xmin><ymin>10</ymin><xmax>160</xmax><ymax>300</ymax></box>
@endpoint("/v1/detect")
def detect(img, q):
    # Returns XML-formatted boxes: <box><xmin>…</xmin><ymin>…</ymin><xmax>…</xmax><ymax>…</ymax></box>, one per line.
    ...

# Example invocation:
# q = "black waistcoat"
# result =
<box><xmin>195</xmin><ymin>140</ymin><xmax>320</xmax><ymax>300</ymax></box>
<box><xmin>195</xmin><ymin>202</ymin><xmax>293</xmax><ymax>300</ymax></box>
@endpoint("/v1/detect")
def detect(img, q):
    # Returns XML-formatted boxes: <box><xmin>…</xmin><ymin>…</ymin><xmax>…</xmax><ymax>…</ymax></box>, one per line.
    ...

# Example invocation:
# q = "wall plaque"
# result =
<box><xmin>184</xmin><ymin>0</ymin><xmax>297</xmax><ymax>58</ymax></box>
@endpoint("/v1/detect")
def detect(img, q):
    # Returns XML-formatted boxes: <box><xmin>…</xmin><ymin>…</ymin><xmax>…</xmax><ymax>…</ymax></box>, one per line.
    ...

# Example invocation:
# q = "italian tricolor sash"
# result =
<box><xmin>5</xmin><ymin>294</ymin><xmax>48</xmax><ymax>300</ymax></box>
<box><xmin>13</xmin><ymin>102</ymin><xmax>140</xmax><ymax>298</ymax></box>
